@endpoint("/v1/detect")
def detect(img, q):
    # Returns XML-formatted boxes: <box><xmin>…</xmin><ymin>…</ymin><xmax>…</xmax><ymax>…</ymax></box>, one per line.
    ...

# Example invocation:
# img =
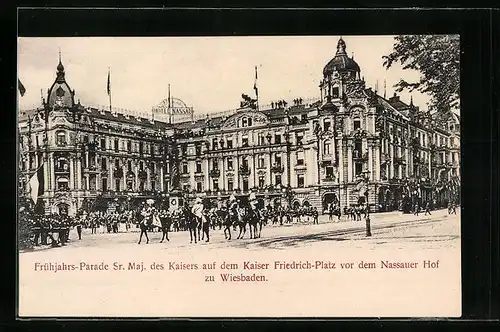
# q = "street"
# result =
<box><xmin>21</xmin><ymin>208</ymin><xmax>460</xmax><ymax>254</ymax></box>
<box><xmin>18</xmin><ymin>209</ymin><xmax>461</xmax><ymax>317</ymax></box>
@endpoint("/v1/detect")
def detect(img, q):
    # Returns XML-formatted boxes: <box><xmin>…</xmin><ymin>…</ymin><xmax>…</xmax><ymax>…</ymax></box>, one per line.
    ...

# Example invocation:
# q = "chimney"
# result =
<box><xmin>388</xmin><ymin>92</ymin><xmax>400</xmax><ymax>103</ymax></box>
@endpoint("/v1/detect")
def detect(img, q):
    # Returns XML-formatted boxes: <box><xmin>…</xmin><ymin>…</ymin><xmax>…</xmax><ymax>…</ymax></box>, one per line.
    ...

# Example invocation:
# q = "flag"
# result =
<box><xmin>253</xmin><ymin>66</ymin><xmax>258</xmax><ymax>98</ymax></box>
<box><xmin>18</xmin><ymin>79</ymin><xmax>26</xmax><ymax>97</ymax></box>
<box><xmin>107</xmin><ymin>70</ymin><xmax>111</xmax><ymax>96</ymax></box>
<box><xmin>29</xmin><ymin>164</ymin><xmax>44</xmax><ymax>204</ymax></box>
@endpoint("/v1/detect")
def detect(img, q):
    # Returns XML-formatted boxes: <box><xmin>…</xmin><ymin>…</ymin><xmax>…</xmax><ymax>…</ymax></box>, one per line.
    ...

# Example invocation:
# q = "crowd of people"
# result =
<box><xmin>20</xmin><ymin>193</ymin><xmax>459</xmax><ymax>248</ymax></box>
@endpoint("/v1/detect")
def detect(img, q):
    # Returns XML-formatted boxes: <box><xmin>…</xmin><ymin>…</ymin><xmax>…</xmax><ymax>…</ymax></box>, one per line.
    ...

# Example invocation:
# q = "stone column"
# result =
<box><xmin>107</xmin><ymin>158</ymin><xmax>115</xmax><ymax>190</ymax></box>
<box><xmin>134</xmin><ymin>164</ymin><xmax>139</xmax><ymax>191</ymax></box>
<box><xmin>221</xmin><ymin>157</ymin><xmax>225</xmax><ymax>191</ymax></box>
<box><xmin>204</xmin><ymin>158</ymin><xmax>210</xmax><ymax>191</ymax></box>
<box><xmin>347</xmin><ymin>140</ymin><xmax>353</xmax><ymax>182</ymax></box>
<box><xmin>390</xmin><ymin>144</ymin><xmax>394</xmax><ymax>178</ymax></box>
<box><xmin>122</xmin><ymin>163</ymin><xmax>126</xmax><ymax>191</ymax></box>
<box><xmin>375</xmin><ymin>142</ymin><xmax>381</xmax><ymax>181</ymax></box>
<box><xmin>405</xmin><ymin>144</ymin><xmax>410</xmax><ymax>177</ymax></box>
<box><xmin>251</xmin><ymin>154</ymin><xmax>256</xmax><ymax>188</ymax></box>
<box><xmin>338</xmin><ymin>138</ymin><xmax>344</xmax><ymax>184</ymax></box>
<box><xmin>69</xmin><ymin>156</ymin><xmax>75</xmax><ymax>190</ymax></box>
<box><xmin>267</xmin><ymin>151</ymin><xmax>272</xmax><ymax>186</ymax></box>
<box><xmin>50</xmin><ymin>155</ymin><xmax>55</xmax><ymax>191</ymax></box>
<box><xmin>43</xmin><ymin>153</ymin><xmax>50</xmax><ymax>192</ymax></box>
<box><xmin>234</xmin><ymin>155</ymin><xmax>240</xmax><ymax>189</ymax></box>
<box><xmin>76</xmin><ymin>157</ymin><xmax>82</xmax><ymax>190</ymax></box>
<box><xmin>146</xmin><ymin>167</ymin><xmax>151</xmax><ymax>190</ymax></box>
<box><xmin>160</xmin><ymin>163</ymin><xmax>164</xmax><ymax>192</ymax></box>
<box><xmin>368</xmin><ymin>143</ymin><xmax>373</xmax><ymax>181</ymax></box>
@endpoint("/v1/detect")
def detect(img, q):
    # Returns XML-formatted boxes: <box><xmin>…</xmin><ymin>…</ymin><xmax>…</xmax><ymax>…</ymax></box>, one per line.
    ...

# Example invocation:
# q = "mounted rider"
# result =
<box><xmin>248</xmin><ymin>192</ymin><xmax>261</xmax><ymax>220</ymax></box>
<box><xmin>191</xmin><ymin>197</ymin><xmax>206</xmax><ymax>227</ymax></box>
<box><xmin>228</xmin><ymin>194</ymin><xmax>240</xmax><ymax>222</ymax></box>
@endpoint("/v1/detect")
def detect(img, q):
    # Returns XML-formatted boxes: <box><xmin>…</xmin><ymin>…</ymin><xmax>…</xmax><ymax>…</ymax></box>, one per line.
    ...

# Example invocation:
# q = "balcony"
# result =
<box><xmin>138</xmin><ymin>170</ymin><xmax>147</xmax><ymax>180</ymax></box>
<box><xmin>239</xmin><ymin>165</ymin><xmax>251</xmax><ymax>176</ymax></box>
<box><xmin>113</xmin><ymin>168</ymin><xmax>124</xmax><ymax>179</ymax></box>
<box><xmin>271</xmin><ymin>163</ymin><xmax>284</xmax><ymax>173</ymax></box>
<box><xmin>380</xmin><ymin>153</ymin><xmax>390</xmax><ymax>165</ymax></box>
<box><xmin>83</xmin><ymin>165</ymin><xmax>99</xmax><ymax>173</ymax></box>
<box><xmin>353</xmin><ymin>151</ymin><xmax>368</xmax><ymax>162</ymax></box>
<box><xmin>322</xmin><ymin>175</ymin><xmax>336</xmax><ymax>184</ymax></box>
<box><xmin>54</xmin><ymin>167</ymin><xmax>70</xmax><ymax>174</ymax></box>
<box><xmin>393</xmin><ymin>156</ymin><xmax>406</xmax><ymax>166</ymax></box>
<box><xmin>209</xmin><ymin>168</ymin><xmax>220</xmax><ymax>178</ymax></box>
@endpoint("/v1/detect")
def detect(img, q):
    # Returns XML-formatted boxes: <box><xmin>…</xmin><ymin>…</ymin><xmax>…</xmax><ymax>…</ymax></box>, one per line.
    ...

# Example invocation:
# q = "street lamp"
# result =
<box><xmin>361</xmin><ymin>169</ymin><xmax>371</xmax><ymax>237</ymax></box>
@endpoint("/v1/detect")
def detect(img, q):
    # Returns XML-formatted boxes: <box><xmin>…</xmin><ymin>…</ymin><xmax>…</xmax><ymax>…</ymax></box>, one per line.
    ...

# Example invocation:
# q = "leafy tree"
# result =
<box><xmin>383</xmin><ymin>35</ymin><xmax>460</xmax><ymax>112</ymax></box>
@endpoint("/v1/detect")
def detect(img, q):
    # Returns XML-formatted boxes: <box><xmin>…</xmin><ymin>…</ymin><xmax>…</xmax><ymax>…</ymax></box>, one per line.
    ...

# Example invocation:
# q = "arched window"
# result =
<box><xmin>56</xmin><ymin>130</ymin><xmax>67</xmax><ymax>146</ymax></box>
<box><xmin>323</xmin><ymin>140</ymin><xmax>331</xmax><ymax>155</ymax></box>
<box><xmin>241</xmin><ymin>117</ymin><xmax>248</xmax><ymax>127</ymax></box>
<box><xmin>56</xmin><ymin>157</ymin><xmax>69</xmax><ymax>172</ymax></box>
<box><xmin>353</xmin><ymin>118</ymin><xmax>361</xmax><ymax>130</ymax></box>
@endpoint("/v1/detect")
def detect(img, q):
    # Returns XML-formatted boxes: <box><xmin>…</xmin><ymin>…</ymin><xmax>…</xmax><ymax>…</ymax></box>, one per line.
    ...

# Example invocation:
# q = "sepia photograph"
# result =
<box><xmin>17</xmin><ymin>34</ymin><xmax>461</xmax><ymax>317</ymax></box>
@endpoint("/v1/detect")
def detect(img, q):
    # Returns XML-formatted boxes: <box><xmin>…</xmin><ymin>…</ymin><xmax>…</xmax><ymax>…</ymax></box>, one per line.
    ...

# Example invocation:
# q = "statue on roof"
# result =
<box><xmin>240</xmin><ymin>93</ymin><xmax>257</xmax><ymax>109</ymax></box>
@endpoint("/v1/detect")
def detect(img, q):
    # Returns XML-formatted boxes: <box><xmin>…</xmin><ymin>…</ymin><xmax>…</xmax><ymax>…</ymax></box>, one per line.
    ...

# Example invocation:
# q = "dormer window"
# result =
<box><xmin>353</xmin><ymin>119</ymin><xmax>361</xmax><ymax>130</ymax></box>
<box><xmin>332</xmin><ymin>87</ymin><xmax>339</xmax><ymax>98</ymax></box>
<box><xmin>56</xmin><ymin>130</ymin><xmax>67</xmax><ymax>146</ymax></box>
<box><xmin>324</xmin><ymin>120</ymin><xmax>331</xmax><ymax>131</ymax></box>
<box><xmin>241</xmin><ymin>117</ymin><xmax>248</xmax><ymax>127</ymax></box>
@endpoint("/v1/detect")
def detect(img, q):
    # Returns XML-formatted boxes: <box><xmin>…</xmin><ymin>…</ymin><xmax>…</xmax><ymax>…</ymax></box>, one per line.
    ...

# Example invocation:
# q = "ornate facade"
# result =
<box><xmin>18</xmin><ymin>38</ymin><xmax>460</xmax><ymax>216</ymax></box>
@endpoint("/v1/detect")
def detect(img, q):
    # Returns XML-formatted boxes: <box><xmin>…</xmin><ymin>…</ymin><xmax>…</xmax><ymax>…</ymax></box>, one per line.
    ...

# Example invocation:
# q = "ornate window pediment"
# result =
<box><xmin>222</xmin><ymin>110</ymin><xmax>269</xmax><ymax>129</ymax></box>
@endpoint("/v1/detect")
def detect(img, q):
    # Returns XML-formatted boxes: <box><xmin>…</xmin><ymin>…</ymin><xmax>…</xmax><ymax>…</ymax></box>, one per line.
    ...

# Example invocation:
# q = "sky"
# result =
<box><xmin>18</xmin><ymin>36</ymin><xmax>431</xmax><ymax>115</ymax></box>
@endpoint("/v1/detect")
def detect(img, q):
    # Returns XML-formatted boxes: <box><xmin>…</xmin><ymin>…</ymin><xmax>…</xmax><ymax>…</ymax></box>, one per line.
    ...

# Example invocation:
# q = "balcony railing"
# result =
<box><xmin>271</xmin><ymin>163</ymin><xmax>284</xmax><ymax>173</ymax></box>
<box><xmin>209</xmin><ymin>169</ymin><xmax>220</xmax><ymax>178</ymax></box>
<box><xmin>353</xmin><ymin>151</ymin><xmax>368</xmax><ymax>162</ymax></box>
<box><xmin>239</xmin><ymin>165</ymin><xmax>251</xmax><ymax>176</ymax></box>
<box><xmin>393</xmin><ymin>156</ymin><xmax>406</xmax><ymax>165</ymax></box>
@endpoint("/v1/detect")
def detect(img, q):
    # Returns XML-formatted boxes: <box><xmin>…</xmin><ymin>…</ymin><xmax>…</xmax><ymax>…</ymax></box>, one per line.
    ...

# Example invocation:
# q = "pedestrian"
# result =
<box><xmin>328</xmin><ymin>203</ymin><xmax>334</xmax><ymax>221</ymax></box>
<box><xmin>76</xmin><ymin>218</ymin><xmax>82</xmax><ymax>240</ymax></box>
<box><xmin>313</xmin><ymin>207</ymin><xmax>319</xmax><ymax>225</ymax></box>
<box><xmin>424</xmin><ymin>201</ymin><xmax>432</xmax><ymax>216</ymax></box>
<box><xmin>414</xmin><ymin>203</ymin><xmax>419</xmax><ymax>216</ymax></box>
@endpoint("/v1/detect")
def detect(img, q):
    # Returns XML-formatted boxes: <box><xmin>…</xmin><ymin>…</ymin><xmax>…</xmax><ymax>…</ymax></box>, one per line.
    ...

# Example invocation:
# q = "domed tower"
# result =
<box><xmin>320</xmin><ymin>37</ymin><xmax>363</xmax><ymax>101</ymax></box>
<box><xmin>46</xmin><ymin>52</ymin><xmax>75</xmax><ymax>110</ymax></box>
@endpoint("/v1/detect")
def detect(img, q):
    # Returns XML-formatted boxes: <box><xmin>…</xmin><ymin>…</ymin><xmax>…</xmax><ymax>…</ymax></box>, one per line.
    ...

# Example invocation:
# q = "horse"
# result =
<box><xmin>219</xmin><ymin>209</ymin><xmax>233</xmax><ymax>240</ymax></box>
<box><xmin>247</xmin><ymin>207</ymin><xmax>263</xmax><ymax>239</ymax></box>
<box><xmin>236</xmin><ymin>207</ymin><xmax>249</xmax><ymax>239</ymax></box>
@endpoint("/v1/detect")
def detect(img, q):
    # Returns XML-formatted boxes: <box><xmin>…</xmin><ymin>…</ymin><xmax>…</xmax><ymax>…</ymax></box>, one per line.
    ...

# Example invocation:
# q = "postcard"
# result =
<box><xmin>17</xmin><ymin>34</ymin><xmax>461</xmax><ymax>318</ymax></box>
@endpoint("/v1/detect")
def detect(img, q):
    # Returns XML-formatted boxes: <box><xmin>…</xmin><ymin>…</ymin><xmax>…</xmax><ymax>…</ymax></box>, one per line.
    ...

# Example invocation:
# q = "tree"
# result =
<box><xmin>383</xmin><ymin>35</ymin><xmax>460</xmax><ymax>113</ymax></box>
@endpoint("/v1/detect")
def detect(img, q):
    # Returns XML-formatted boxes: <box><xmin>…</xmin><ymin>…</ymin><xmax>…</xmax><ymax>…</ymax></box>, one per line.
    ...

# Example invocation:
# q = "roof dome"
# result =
<box><xmin>47</xmin><ymin>54</ymin><xmax>75</xmax><ymax>109</ymax></box>
<box><xmin>323</xmin><ymin>37</ymin><xmax>360</xmax><ymax>77</ymax></box>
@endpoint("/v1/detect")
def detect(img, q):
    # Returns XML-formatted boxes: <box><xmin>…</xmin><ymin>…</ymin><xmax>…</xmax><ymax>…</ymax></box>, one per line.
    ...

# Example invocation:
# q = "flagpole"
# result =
<box><xmin>108</xmin><ymin>67</ymin><xmax>112</xmax><ymax>113</ymax></box>
<box><xmin>254</xmin><ymin>65</ymin><xmax>259</xmax><ymax>111</ymax></box>
<box><xmin>168</xmin><ymin>84</ymin><xmax>171</xmax><ymax>124</ymax></box>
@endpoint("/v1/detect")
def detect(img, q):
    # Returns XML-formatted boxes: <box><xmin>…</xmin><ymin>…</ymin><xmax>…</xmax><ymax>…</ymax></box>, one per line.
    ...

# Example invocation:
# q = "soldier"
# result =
<box><xmin>312</xmin><ymin>206</ymin><xmax>319</xmax><ymax>225</ymax></box>
<box><xmin>32</xmin><ymin>214</ymin><xmax>41</xmax><ymax>246</ymax></box>
<box><xmin>228</xmin><ymin>195</ymin><xmax>239</xmax><ymax>231</ymax></box>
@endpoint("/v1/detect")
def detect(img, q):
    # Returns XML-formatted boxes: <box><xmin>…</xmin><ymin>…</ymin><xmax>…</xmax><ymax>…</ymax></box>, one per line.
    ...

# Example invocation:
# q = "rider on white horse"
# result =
<box><xmin>192</xmin><ymin>197</ymin><xmax>206</xmax><ymax>226</ymax></box>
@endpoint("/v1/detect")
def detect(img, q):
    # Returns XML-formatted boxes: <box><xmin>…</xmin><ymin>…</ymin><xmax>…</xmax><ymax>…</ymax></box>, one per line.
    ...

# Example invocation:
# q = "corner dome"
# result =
<box><xmin>47</xmin><ymin>55</ymin><xmax>75</xmax><ymax>109</ymax></box>
<box><xmin>323</xmin><ymin>37</ymin><xmax>360</xmax><ymax>77</ymax></box>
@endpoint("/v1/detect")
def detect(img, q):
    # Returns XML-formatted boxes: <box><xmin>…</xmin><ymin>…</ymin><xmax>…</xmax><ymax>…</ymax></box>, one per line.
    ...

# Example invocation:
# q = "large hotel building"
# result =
<box><xmin>18</xmin><ymin>38</ymin><xmax>461</xmax><ymax>216</ymax></box>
